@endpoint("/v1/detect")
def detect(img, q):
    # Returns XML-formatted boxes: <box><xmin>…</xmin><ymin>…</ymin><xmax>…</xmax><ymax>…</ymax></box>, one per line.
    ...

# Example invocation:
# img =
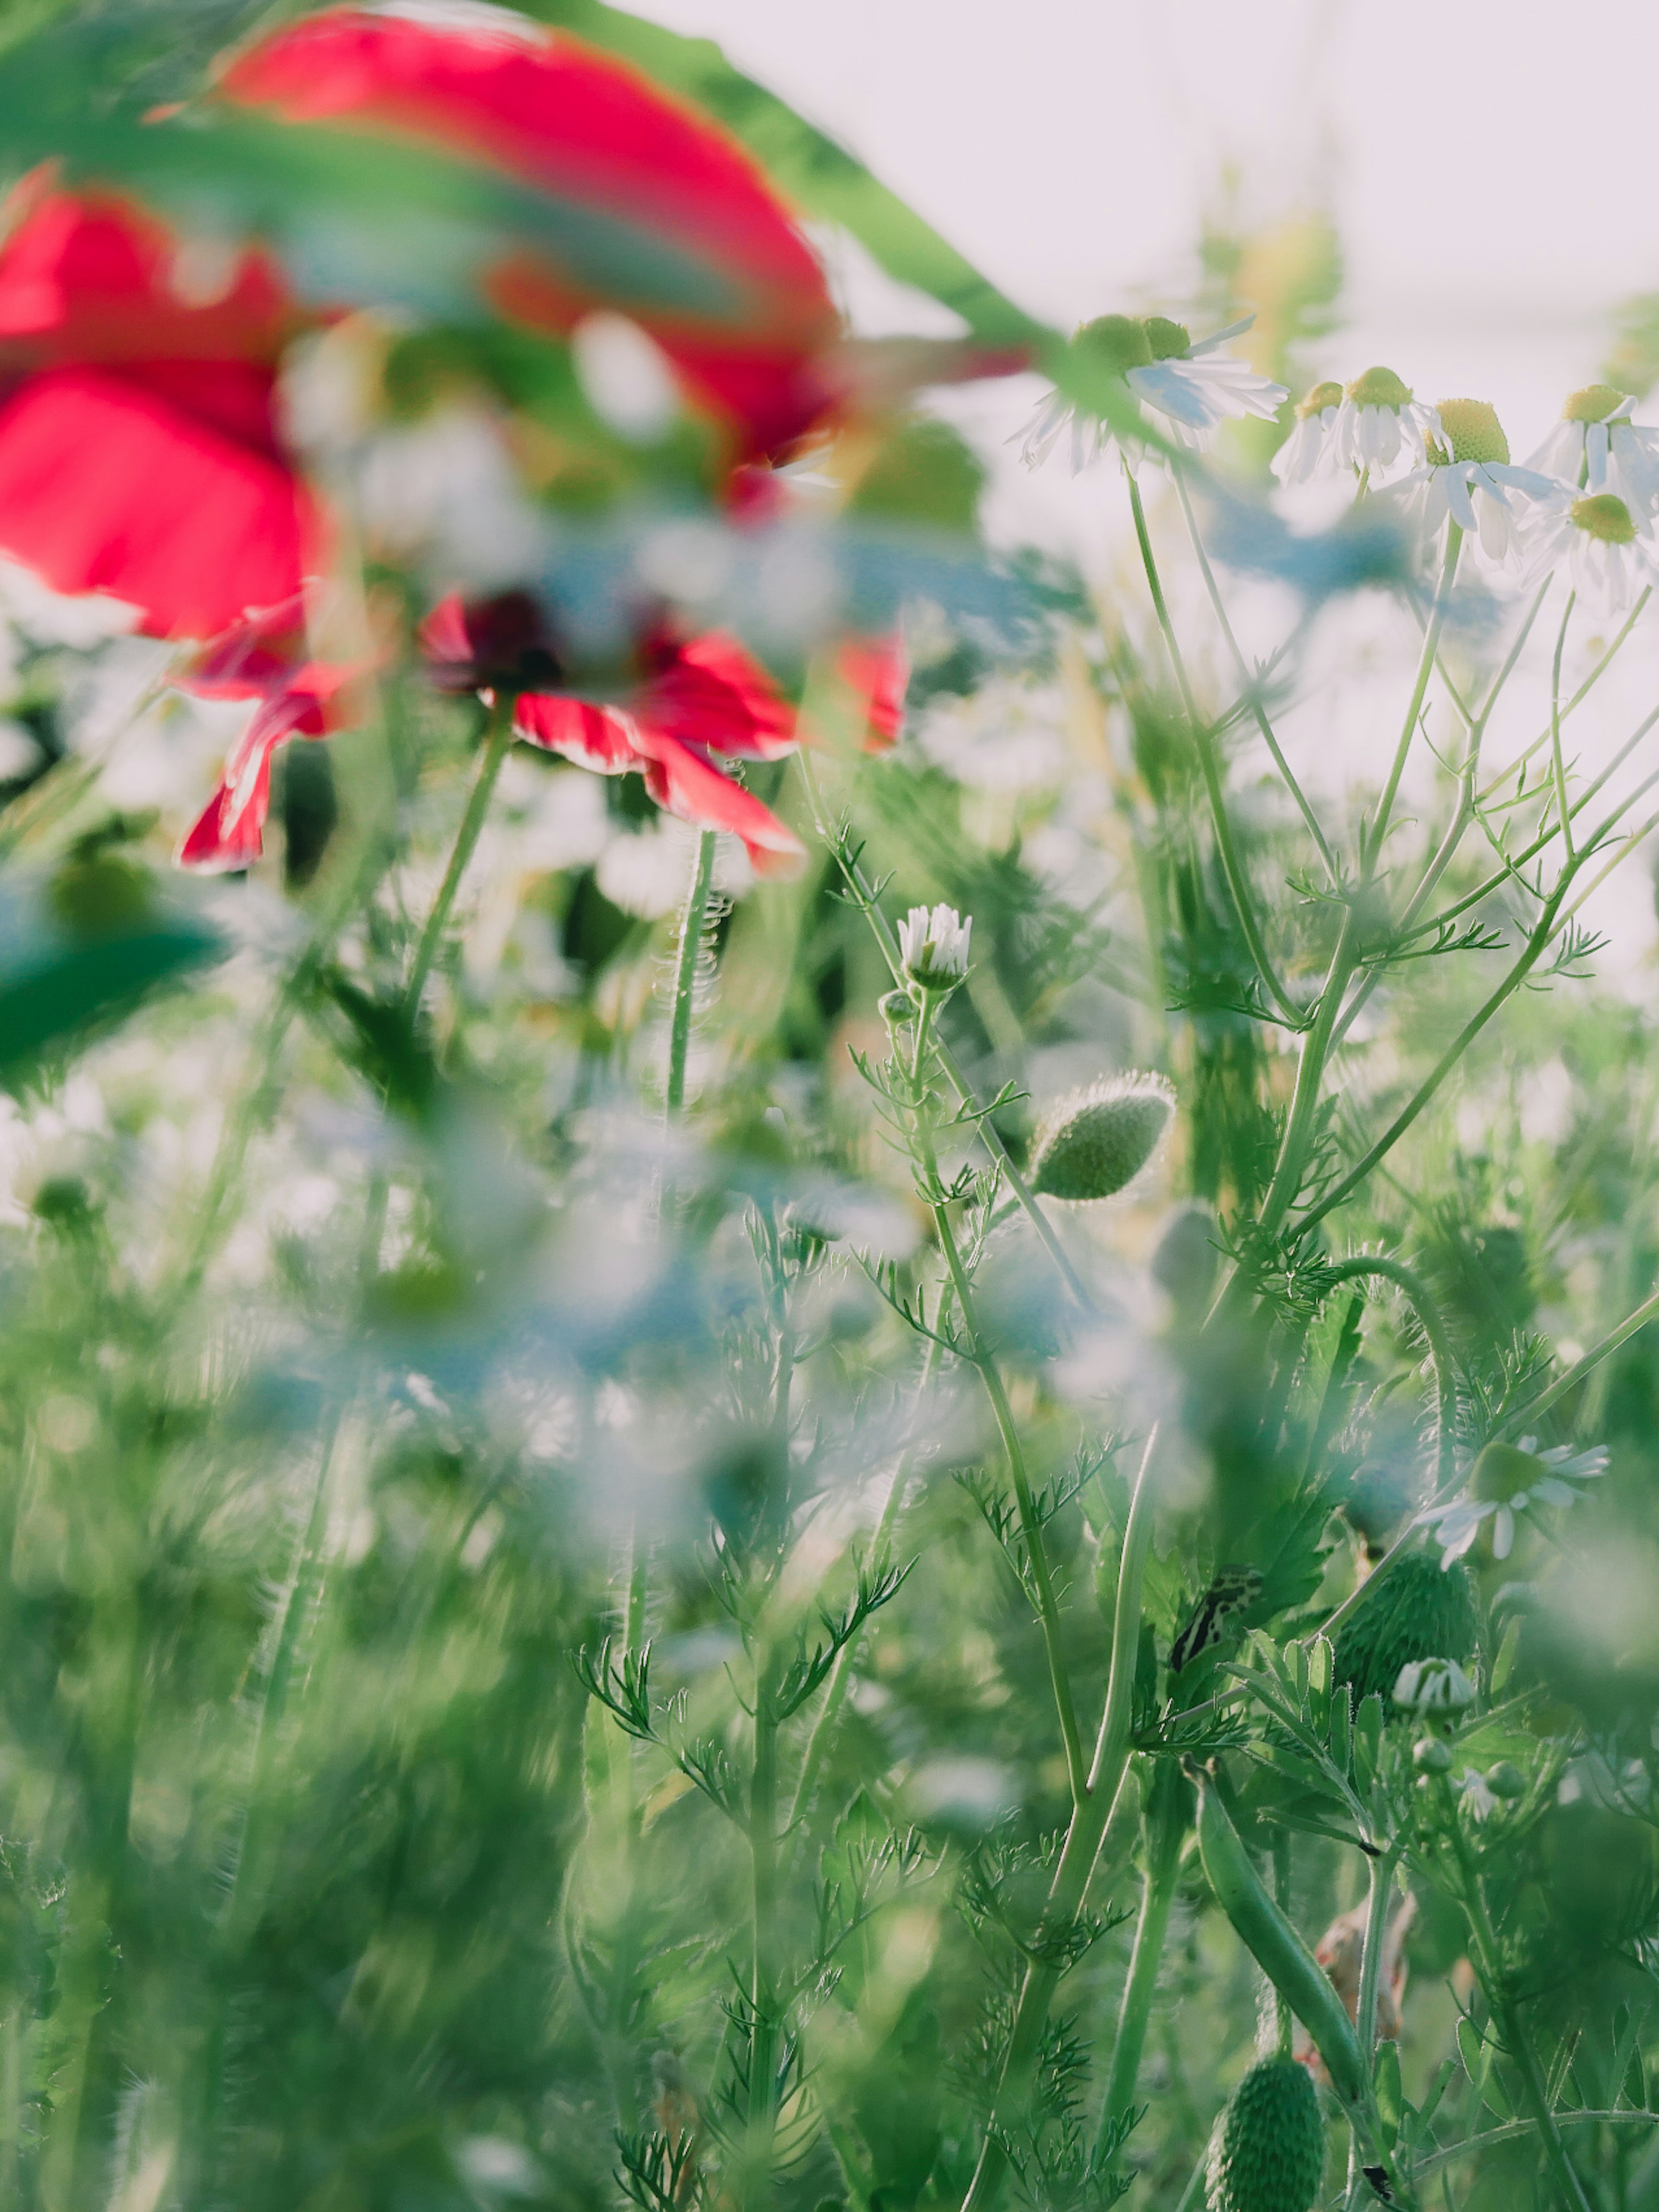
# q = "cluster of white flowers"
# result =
<box><xmin>1018</xmin><ymin>317</ymin><xmax>1659</xmax><ymax>613</ymax></box>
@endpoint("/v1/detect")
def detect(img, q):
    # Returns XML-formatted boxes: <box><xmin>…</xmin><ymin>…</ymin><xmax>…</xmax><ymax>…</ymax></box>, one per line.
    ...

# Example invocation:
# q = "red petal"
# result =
<box><xmin>0</xmin><ymin>367</ymin><xmax>320</xmax><ymax>639</ymax></box>
<box><xmin>514</xmin><ymin>690</ymin><xmax>639</xmax><ymax>772</ymax></box>
<box><xmin>633</xmin><ymin>729</ymin><xmax>804</xmax><ymax>876</ymax></box>
<box><xmin>178</xmin><ymin>744</ymin><xmax>276</xmax><ymax>872</ymax></box>
<box><xmin>840</xmin><ymin>635</ymin><xmax>909</xmax><ymax>750</ymax></box>
<box><xmin>637</xmin><ymin>630</ymin><xmax>796</xmax><ymax>761</ymax></box>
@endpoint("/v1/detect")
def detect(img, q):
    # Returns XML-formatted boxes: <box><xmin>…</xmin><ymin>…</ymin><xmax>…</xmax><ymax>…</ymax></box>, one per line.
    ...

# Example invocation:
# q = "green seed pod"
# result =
<box><xmin>1206</xmin><ymin>2056</ymin><xmax>1325</xmax><ymax>2212</ymax></box>
<box><xmin>1196</xmin><ymin>1778</ymin><xmax>1366</xmax><ymax>2108</ymax></box>
<box><xmin>1027</xmin><ymin>1074</ymin><xmax>1174</xmax><ymax>1204</ymax></box>
<box><xmin>1331</xmin><ymin>1550</ymin><xmax>1478</xmax><ymax>1706</ymax></box>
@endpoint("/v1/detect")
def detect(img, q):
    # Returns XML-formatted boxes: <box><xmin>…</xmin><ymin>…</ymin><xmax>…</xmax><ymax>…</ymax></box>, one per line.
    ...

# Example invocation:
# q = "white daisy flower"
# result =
<box><xmin>1387</xmin><ymin>398</ymin><xmax>1562</xmax><ymax>569</ymax></box>
<box><xmin>1271</xmin><ymin>380</ymin><xmax>1342</xmax><ymax>486</ymax></box>
<box><xmin>898</xmin><ymin>903</ymin><xmax>972</xmax><ymax>988</ymax></box>
<box><xmin>1419</xmin><ymin>1435</ymin><xmax>1610</xmax><ymax>1566</ymax></box>
<box><xmin>1526</xmin><ymin>490</ymin><xmax>1659</xmax><ymax>615</ymax></box>
<box><xmin>1332</xmin><ymin>366</ymin><xmax>1443</xmax><ymax>480</ymax></box>
<box><xmin>1458</xmin><ymin>1768</ymin><xmax>1499</xmax><ymax>1823</ymax></box>
<box><xmin>1526</xmin><ymin>384</ymin><xmax>1659</xmax><ymax>521</ymax></box>
<box><xmin>1015</xmin><ymin>313</ymin><xmax>1287</xmax><ymax>474</ymax></box>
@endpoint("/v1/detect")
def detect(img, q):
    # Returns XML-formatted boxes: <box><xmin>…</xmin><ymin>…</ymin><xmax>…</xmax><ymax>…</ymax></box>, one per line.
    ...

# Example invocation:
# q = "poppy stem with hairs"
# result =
<box><xmin>403</xmin><ymin>690</ymin><xmax>517</xmax><ymax>1019</ymax></box>
<box><xmin>667</xmin><ymin>830</ymin><xmax>718</xmax><ymax>1117</ymax></box>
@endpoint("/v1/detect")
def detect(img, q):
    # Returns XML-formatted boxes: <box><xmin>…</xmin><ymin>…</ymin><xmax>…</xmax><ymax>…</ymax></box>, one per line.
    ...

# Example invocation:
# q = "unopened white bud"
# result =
<box><xmin>898</xmin><ymin>903</ymin><xmax>972</xmax><ymax>988</ymax></box>
<box><xmin>1392</xmin><ymin>1656</ymin><xmax>1476</xmax><ymax>1715</ymax></box>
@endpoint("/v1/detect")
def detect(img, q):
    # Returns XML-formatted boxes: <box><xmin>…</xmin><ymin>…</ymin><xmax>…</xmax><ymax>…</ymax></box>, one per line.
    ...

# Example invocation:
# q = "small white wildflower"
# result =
<box><xmin>1016</xmin><ymin>312</ymin><xmax>1286</xmax><ymax>475</ymax></box>
<box><xmin>1458</xmin><ymin>1768</ymin><xmax>1500</xmax><ymax>1822</ymax></box>
<box><xmin>1525</xmin><ymin>491</ymin><xmax>1659</xmax><ymax>615</ymax></box>
<box><xmin>1419</xmin><ymin>1436</ymin><xmax>1610</xmax><ymax>1567</ymax></box>
<box><xmin>1393</xmin><ymin>1656</ymin><xmax>1477</xmax><ymax>1715</ymax></box>
<box><xmin>898</xmin><ymin>903</ymin><xmax>972</xmax><ymax>988</ymax></box>
<box><xmin>1271</xmin><ymin>380</ymin><xmax>1343</xmax><ymax>486</ymax></box>
<box><xmin>1386</xmin><ymin>398</ymin><xmax>1561</xmax><ymax>569</ymax></box>
<box><xmin>1332</xmin><ymin>366</ymin><xmax>1443</xmax><ymax>480</ymax></box>
<box><xmin>1527</xmin><ymin>385</ymin><xmax>1659</xmax><ymax>522</ymax></box>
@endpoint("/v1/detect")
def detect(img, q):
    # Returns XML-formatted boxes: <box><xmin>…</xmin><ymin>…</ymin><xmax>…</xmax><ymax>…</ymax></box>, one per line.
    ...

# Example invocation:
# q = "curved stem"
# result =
<box><xmin>1365</xmin><ymin>524</ymin><xmax>1462</xmax><ymax>880</ymax></box>
<box><xmin>403</xmin><ymin>690</ymin><xmax>516</xmax><ymax>1017</ymax></box>
<box><xmin>960</xmin><ymin>1427</ymin><xmax>1162</xmax><ymax>2212</ymax></box>
<box><xmin>1171</xmin><ymin>464</ymin><xmax>1337</xmax><ymax>882</ymax></box>
<box><xmin>666</xmin><ymin>828</ymin><xmax>718</xmax><ymax>1116</ymax></box>
<box><xmin>1319</xmin><ymin>1256</ymin><xmax>1458</xmax><ymax>1491</ymax></box>
<box><xmin>1126</xmin><ymin>471</ymin><xmax>1300</xmax><ymax>1025</ymax></box>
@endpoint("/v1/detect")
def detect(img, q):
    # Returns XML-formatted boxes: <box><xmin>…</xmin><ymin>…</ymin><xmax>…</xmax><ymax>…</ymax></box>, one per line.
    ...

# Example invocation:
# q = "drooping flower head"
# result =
<box><xmin>1526</xmin><ymin>490</ymin><xmax>1659</xmax><ymax>615</ymax></box>
<box><xmin>1389</xmin><ymin>398</ymin><xmax>1560</xmax><ymax>569</ymax></box>
<box><xmin>1270</xmin><ymin>379</ymin><xmax>1342</xmax><ymax>486</ymax></box>
<box><xmin>1334</xmin><ymin>366</ymin><xmax>1441</xmax><ymax>477</ymax></box>
<box><xmin>1527</xmin><ymin>385</ymin><xmax>1659</xmax><ymax>521</ymax></box>
<box><xmin>217</xmin><ymin>0</ymin><xmax>842</xmax><ymax>467</ymax></box>
<box><xmin>1015</xmin><ymin>311</ymin><xmax>1287</xmax><ymax>474</ymax></box>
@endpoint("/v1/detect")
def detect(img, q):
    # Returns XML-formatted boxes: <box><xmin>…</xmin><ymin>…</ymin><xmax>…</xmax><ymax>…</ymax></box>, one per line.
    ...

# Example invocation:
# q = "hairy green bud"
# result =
<box><xmin>1331</xmin><ymin>1551</ymin><xmax>1478</xmax><ymax>1705</ymax></box>
<box><xmin>1027</xmin><ymin>1074</ymin><xmax>1174</xmax><ymax>1203</ymax></box>
<box><xmin>1207</xmin><ymin>2057</ymin><xmax>1325</xmax><ymax>2212</ymax></box>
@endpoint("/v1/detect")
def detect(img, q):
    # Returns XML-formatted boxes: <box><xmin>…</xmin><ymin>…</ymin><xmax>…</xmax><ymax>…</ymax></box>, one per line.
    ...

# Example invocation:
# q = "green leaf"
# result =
<box><xmin>1373</xmin><ymin>2039</ymin><xmax>1402</xmax><ymax>2149</ymax></box>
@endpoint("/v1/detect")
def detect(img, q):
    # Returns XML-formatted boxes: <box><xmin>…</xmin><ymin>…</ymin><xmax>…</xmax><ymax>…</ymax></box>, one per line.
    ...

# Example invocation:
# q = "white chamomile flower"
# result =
<box><xmin>1393</xmin><ymin>1656</ymin><xmax>1477</xmax><ymax>1715</ymax></box>
<box><xmin>1015</xmin><ymin>313</ymin><xmax>1287</xmax><ymax>474</ymax></box>
<box><xmin>1388</xmin><ymin>398</ymin><xmax>1561</xmax><ymax>569</ymax></box>
<box><xmin>1332</xmin><ymin>365</ymin><xmax>1443</xmax><ymax>479</ymax></box>
<box><xmin>1526</xmin><ymin>384</ymin><xmax>1659</xmax><ymax>522</ymax></box>
<box><xmin>1418</xmin><ymin>1436</ymin><xmax>1610</xmax><ymax>1566</ymax></box>
<box><xmin>1458</xmin><ymin>1768</ymin><xmax>1499</xmax><ymax>1823</ymax></box>
<box><xmin>1271</xmin><ymin>380</ymin><xmax>1342</xmax><ymax>486</ymax></box>
<box><xmin>1526</xmin><ymin>490</ymin><xmax>1659</xmax><ymax>615</ymax></box>
<box><xmin>898</xmin><ymin>903</ymin><xmax>972</xmax><ymax>988</ymax></box>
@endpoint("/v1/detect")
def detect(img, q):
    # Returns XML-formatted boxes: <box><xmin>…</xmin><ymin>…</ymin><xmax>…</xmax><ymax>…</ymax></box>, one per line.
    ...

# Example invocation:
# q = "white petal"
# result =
<box><xmin>1528</xmin><ymin>1476</ymin><xmax>1578</xmax><ymax>1507</ymax></box>
<box><xmin>1444</xmin><ymin>465</ymin><xmax>1480</xmax><ymax>534</ymax></box>
<box><xmin>1493</xmin><ymin>1505</ymin><xmax>1515</xmax><ymax>1560</ymax></box>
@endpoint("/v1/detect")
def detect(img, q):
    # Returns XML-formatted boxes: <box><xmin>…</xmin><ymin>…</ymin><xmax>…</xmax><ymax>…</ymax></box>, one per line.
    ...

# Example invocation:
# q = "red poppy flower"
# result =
<box><xmin>216</xmin><ymin>3</ymin><xmax>840</xmax><ymax>466</ymax></box>
<box><xmin>0</xmin><ymin>177</ymin><xmax>324</xmax><ymax>639</ymax></box>
<box><xmin>175</xmin><ymin>596</ymin><xmax>361</xmax><ymax>870</ymax></box>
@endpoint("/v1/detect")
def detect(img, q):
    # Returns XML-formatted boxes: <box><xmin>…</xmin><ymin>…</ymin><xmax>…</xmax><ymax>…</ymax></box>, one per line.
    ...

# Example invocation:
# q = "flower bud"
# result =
<box><xmin>1413</xmin><ymin>1736</ymin><xmax>1453</xmax><ymax>1773</ymax></box>
<box><xmin>1150</xmin><ymin>1198</ymin><xmax>1220</xmax><ymax>1315</ymax></box>
<box><xmin>1392</xmin><ymin>1657</ymin><xmax>1476</xmax><ymax>1715</ymax></box>
<box><xmin>897</xmin><ymin>903</ymin><xmax>971</xmax><ymax>989</ymax></box>
<box><xmin>1027</xmin><ymin>1074</ymin><xmax>1173</xmax><ymax>1204</ymax></box>
<box><xmin>1485</xmin><ymin>1761</ymin><xmax>1527</xmax><ymax>1801</ymax></box>
<box><xmin>1206</xmin><ymin>2056</ymin><xmax>1325</xmax><ymax>2212</ymax></box>
<box><xmin>878</xmin><ymin>988</ymin><xmax>915</xmax><ymax>1027</ymax></box>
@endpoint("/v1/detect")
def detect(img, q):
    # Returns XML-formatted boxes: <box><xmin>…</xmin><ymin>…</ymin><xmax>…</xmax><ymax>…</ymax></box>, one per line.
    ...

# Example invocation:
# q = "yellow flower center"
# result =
<box><xmin>1426</xmin><ymin>398</ymin><xmax>1510</xmax><ymax>468</ymax></box>
<box><xmin>1296</xmin><ymin>380</ymin><xmax>1342</xmax><ymax>420</ymax></box>
<box><xmin>1563</xmin><ymin>383</ymin><xmax>1627</xmax><ymax>426</ymax></box>
<box><xmin>1470</xmin><ymin>1442</ymin><xmax>1544</xmax><ymax>1503</ymax></box>
<box><xmin>1074</xmin><ymin>314</ymin><xmax>1153</xmax><ymax>372</ymax></box>
<box><xmin>1570</xmin><ymin>492</ymin><xmax>1637</xmax><ymax>544</ymax></box>
<box><xmin>1345</xmin><ymin>365</ymin><xmax>1413</xmax><ymax>410</ymax></box>
<box><xmin>1141</xmin><ymin>315</ymin><xmax>1192</xmax><ymax>362</ymax></box>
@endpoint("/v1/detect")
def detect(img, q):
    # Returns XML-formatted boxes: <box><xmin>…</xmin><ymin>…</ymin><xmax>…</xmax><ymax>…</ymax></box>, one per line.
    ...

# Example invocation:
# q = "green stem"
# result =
<box><xmin>402</xmin><ymin>689</ymin><xmax>515</xmax><ymax>1019</ymax></box>
<box><xmin>1319</xmin><ymin>1257</ymin><xmax>1458</xmax><ymax>1491</ymax></box>
<box><xmin>1098</xmin><ymin>1759</ymin><xmax>1189</xmax><ymax>2140</ymax></box>
<box><xmin>1172</xmin><ymin>462</ymin><xmax>1338</xmax><ymax>883</ymax></box>
<box><xmin>959</xmin><ymin>1427</ymin><xmax>1163</xmax><ymax>2212</ymax></box>
<box><xmin>794</xmin><ymin>744</ymin><xmax>1093</xmax><ymax>1311</ymax></box>
<box><xmin>1365</xmin><ymin>524</ymin><xmax>1462</xmax><ymax>879</ymax></box>
<box><xmin>910</xmin><ymin>991</ymin><xmax>1086</xmax><ymax>1804</ymax></box>
<box><xmin>1255</xmin><ymin>905</ymin><xmax>1360</xmax><ymax>1240</ymax></box>
<box><xmin>745</xmin><ymin>1646</ymin><xmax>782</xmax><ymax>2211</ymax></box>
<box><xmin>1549</xmin><ymin>591</ymin><xmax>1577</xmax><ymax>864</ymax></box>
<box><xmin>1271</xmin><ymin>1832</ymin><xmax>1294</xmax><ymax>2060</ymax></box>
<box><xmin>1475</xmin><ymin>586</ymin><xmax>1650</xmax><ymax>807</ymax></box>
<box><xmin>667</xmin><ymin>827</ymin><xmax>718</xmax><ymax>1116</ymax></box>
<box><xmin>1354</xmin><ymin>1843</ymin><xmax>1400</xmax><ymax>2063</ymax></box>
<box><xmin>1126</xmin><ymin>471</ymin><xmax>1300</xmax><ymax>1025</ymax></box>
<box><xmin>1497</xmin><ymin>1278</ymin><xmax>1659</xmax><ymax>1440</ymax></box>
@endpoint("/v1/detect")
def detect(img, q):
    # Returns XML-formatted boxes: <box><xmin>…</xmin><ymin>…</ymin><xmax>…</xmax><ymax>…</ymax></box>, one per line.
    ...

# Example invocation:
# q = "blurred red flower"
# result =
<box><xmin>216</xmin><ymin>2</ymin><xmax>840</xmax><ymax>467</ymax></box>
<box><xmin>0</xmin><ymin>177</ymin><xmax>323</xmax><ymax>638</ymax></box>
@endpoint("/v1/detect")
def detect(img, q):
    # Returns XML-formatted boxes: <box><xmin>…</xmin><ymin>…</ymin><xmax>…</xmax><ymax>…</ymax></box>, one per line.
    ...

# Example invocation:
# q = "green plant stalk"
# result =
<box><xmin>402</xmin><ymin>689</ymin><xmax>516</xmax><ymax>1018</ymax></box>
<box><xmin>1474</xmin><ymin>585</ymin><xmax>1651</xmax><ymax>808</ymax></box>
<box><xmin>1442</xmin><ymin>1792</ymin><xmax>1592</xmax><ymax>2212</ymax></box>
<box><xmin>1354</xmin><ymin>1843</ymin><xmax>1400</xmax><ymax>2062</ymax></box>
<box><xmin>959</xmin><ymin>1425</ymin><xmax>1162</xmax><ymax>2212</ymax></box>
<box><xmin>1171</xmin><ymin>461</ymin><xmax>1338</xmax><ymax>883</ymax></box>
<box><xmin>1549</xmin><ymin>591</ymin><xmax>1577</xmax><ymax>864</ymax></box>
<box><xmin>786</xmin><ymin>1331</ymin><xmax>945</xmax><ymax>1835</ymax></box>
<box><xmin>1255</xmin><ymin>904</ymin><xmax>1360</xmax><ymax>1241</ymax></box>
<box><xmin>1097</xmin><ymin>1758</ymin><xmax>1188</xmax><ymax>2141</ymax></box>
<box><xmin>1365</xmin><ymin>523</ymin><xmax>1462</xmax><ymax>877</ymax></box>
<box><xmin>910</xmin><ymin>989</ymin><xmax>1086</xmax><ymax>1803</ymax></box>
<box><xmin>1320</xmin><ymin>1257</ymin><xmax>1458</xmax><ymax>1490</ymax></box>
<box><xmin>1271</xmin><ymin>1831</ymin><xmax>1294</xmax><ymax>2060</ymax></box>
<box><xmin>667</xmin><ymin>827</ymin><xmax>718</xmax><ymax>1116</ymax></box>
<box><xmin>793</xmin><ymin>742</ymin><xmax>1093</xmax><ymax>1311</ymax></box>
<box><xmin>1126</xmin><ymin>470</ymin><xmax>1300</xmax><ymax>1025</ymax></box>
<box><xmin>1497</xmin><ymin>1277</ymin><xmax>1659</xmax><ymax>1439</ymax></box>
<box><xmin>744</xmin><ymin>1644</ymin><xmax>783</xmax><ymax>2212</ymax></box>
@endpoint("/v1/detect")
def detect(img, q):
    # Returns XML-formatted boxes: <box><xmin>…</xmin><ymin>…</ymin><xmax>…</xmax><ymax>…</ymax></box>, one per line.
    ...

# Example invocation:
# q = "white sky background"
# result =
<box><xmin>635</xmin><ymin>0</ymin><xmax>1659</xmax><ymax>992</ymax></box>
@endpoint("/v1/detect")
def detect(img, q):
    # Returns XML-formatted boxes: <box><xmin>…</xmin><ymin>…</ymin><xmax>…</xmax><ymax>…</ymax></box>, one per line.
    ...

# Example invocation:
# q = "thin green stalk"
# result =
<box><xmin>1255</xmin><ymin>905</ymin><xmax>1360</xmax><ymax>1240</ymax></box>
<box><xmin>794</xmin><ymin>744</ymin><xmax>1093</xmax><ymax>1311</ymax></box>
<box><xmin>1171</xmin><ymin>463</ymin><xmax>1338</xmax><ymax>883</ymax></box>
<box><xmin>1365</xmin><ymin>524</ymin><xmax>1462</xmax><ymax>879</ymax></box>
<box><xmin>960</xmin><ymin>1427</ymin><xmax>1163</xmax><ymax>2212</ymax></box>
<box><xmin>1126</xmin><ymin>471</ymin><xmax>1300</xmax><ymax>1026</ymax></box>
<box><xmin>1271</xmin><ymin>1832</ymin><xmax>1294</xmax><ymax>2060</ymax></box>
<box><xmin>1475</xmin><ymin>586</ymin><xmax>1650</xmax><ymax>807</ymax></box>
<box><xmin>1549</xmin><ymin>591</ymin><xmax>1577</xmax><ymax>864</ymax></box>
<box><xmin>1496</xmin><ymin>1278</ymin><xmax>1659</xmax><ymax>1440</ymax></box>
<box><xmin>1320</xmin><ymin>1257</ymin><xmax>1458</xmax><ymax>1490</ymax></box>
<box><xmin>402</xmin><ymin>689</ymin><xmax>516</xmax><ymax>1018</ymax></box>
<box><xmin>1354</xmin><ymin>1844</ymin><xmax>1400</xmax><ymax>2061</ymax></box>
<box><xmin>910</xmin><ymin>992</ymin><xmax>1086</xmax><ymax>1804</ymax></box>
<box><xmin>667</xmin><ymin>827</ymin><xmax>718</xmax><ymax>1116</ymax></box>
<box><xmin>744</xmin><ymin>1645</ymin><xmax>782</xmax><ymax>2211</ymax></box>
<box><xmin>786</xmin><ymin>1334</ymin><xmax>944</xmax><ymax>1834</ymax></box>
<box><xmin>1098</xmin><ymin>1759</ymin><xmax>1189</xmax><ymax>2141</ymax></box>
